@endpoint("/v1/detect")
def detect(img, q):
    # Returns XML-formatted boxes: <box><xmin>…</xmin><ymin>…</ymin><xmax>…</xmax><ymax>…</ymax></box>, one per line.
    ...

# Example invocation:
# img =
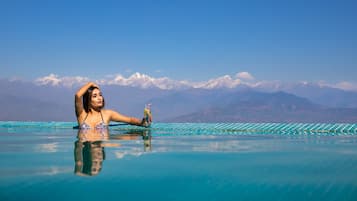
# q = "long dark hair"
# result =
<box><xmin>83</xmin><ymin>86</ymin><xmax>105</xmax><ymax>113</ymax></box>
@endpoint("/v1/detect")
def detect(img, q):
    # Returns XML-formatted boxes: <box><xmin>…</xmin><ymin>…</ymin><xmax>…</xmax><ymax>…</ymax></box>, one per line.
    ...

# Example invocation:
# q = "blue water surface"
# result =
<box><xmin>1</xmin><ymin>122</ymin><xmax>357</xmax><ymax>201</ymax></box>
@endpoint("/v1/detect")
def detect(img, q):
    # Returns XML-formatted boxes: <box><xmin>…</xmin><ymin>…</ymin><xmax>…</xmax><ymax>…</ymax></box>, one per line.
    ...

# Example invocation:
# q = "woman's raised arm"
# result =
<box><xmin>74</xmin><ymin>82</ymin><xmax>99</xmax><ymax>117</ymax></box>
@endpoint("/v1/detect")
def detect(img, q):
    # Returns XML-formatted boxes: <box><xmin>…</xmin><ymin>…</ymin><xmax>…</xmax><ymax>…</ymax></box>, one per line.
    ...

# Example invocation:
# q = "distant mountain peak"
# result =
<box><xmin>35</xmin><ymin>73</ymin><xmax>90</xmax><ymax>87</ymax></box>
<box><xmin>193</xmin><ymin>75</ymin><xmax>242</xmax><ymax>89</ymax></box>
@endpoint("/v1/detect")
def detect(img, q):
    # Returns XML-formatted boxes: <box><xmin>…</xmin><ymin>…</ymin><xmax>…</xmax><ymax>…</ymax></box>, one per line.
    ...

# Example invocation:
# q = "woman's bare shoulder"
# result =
<box><xmin>101</xmin><ymin>109</ymin><xmax>118</xmax><ymax>123</ymax></box>
<box><xmin>102</xmin><ymin>108</ymin><xmax>115</xmax><ymax>114</ymax></box>
<box><xmin>101</xmin><ymin>109</ymin><xmax>118</xmax><ymax>117</ymax></box>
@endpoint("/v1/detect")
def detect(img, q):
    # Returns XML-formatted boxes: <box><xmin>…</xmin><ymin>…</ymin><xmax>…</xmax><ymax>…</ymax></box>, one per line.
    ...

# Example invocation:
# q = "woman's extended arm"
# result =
<box><xmin>107</xmin><ymin>110</ymin><xmax>145</xmax><ymax>126</ymax></box>
<box><xmin>74</xmin><ymin>82</ymin><xmax>98</xmax><ymax>117</ymax></box>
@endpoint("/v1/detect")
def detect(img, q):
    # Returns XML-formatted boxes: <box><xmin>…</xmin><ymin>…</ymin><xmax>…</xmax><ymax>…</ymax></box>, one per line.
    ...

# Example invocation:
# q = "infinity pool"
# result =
<box><xmin>1</xmin><ymin>122</ymin><xmax>357</xmax><ymax>201</ymax></box>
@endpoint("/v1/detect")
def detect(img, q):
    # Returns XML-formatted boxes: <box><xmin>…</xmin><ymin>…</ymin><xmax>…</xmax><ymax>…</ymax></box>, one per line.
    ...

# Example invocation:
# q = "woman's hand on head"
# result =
<box><xmin>88</xmin><ymin>82</ymin><xmax>99</xmax><ymax>89</ymax></box>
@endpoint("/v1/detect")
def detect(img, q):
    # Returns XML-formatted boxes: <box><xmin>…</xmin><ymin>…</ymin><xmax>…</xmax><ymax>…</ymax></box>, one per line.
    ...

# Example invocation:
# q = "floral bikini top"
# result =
<box><xmin>79</xmin><ymin>111</ymin><xmax>108</xmax><ymax>130</ymax></box>
<box><xmin>78</xmin><ymin>111</ymin><xmax>109</xmax><ymax>142</ymax></box>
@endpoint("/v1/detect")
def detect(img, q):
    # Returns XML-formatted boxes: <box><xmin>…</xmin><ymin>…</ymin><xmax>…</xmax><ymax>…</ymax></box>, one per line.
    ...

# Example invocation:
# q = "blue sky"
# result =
<box><xmin>1</xmin><ymin>0</ymin><xmax>357</xmax><ymax>83</ymax></box>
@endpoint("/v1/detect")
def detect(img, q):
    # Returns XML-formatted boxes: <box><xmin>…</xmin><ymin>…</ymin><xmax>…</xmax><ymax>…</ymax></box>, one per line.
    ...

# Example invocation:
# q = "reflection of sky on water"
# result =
<box><xmin>114</xmin><ymin>150</ymin><xmax>146</xmax><ymax>159</ymax></box>
<box><xmin>35</xmin><ymin>143</ymin><xmax>59</xmax><ymax>153</ymax></box>
<box><xmin>110</xmin><ymin>134</ymin><xmax>357</xmax><ymax>156</ymax></box>
<box><xmin>0</xmin><ymin>166</ymin><xmax>73</xmax><ymax>177</ymax></box>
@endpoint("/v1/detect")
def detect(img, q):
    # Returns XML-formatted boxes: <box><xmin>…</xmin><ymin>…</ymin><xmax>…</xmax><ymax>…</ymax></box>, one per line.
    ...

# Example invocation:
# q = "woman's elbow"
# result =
<box><xmin>75</xmin><ymin>93</ymin><xmax>83</xmax><ymax>101</ymax></box>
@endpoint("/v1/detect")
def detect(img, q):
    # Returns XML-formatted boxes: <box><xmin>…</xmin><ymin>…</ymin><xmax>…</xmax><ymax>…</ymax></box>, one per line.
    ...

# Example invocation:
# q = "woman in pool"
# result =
<box><xmin>75</xmin><ymin>82</ymin><xmax>147</xmax><ymax>130</ymax></box>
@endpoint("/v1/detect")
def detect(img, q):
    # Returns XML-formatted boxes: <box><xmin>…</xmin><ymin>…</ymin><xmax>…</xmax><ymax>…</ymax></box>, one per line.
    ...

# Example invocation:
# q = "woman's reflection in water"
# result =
<box><xmin>74</xmin><ymin>140</ymin><xmax>105</xmax><ymax>176</ymax></box>
<box><xmin>74</xmin><ymin>128</ymin><xmax>152</xmax><ymax>176</ymax></box>
<box><xmin>74</xmin><ymin>129</ymin><xmax>109</xmax><ymax>176</ymax></box>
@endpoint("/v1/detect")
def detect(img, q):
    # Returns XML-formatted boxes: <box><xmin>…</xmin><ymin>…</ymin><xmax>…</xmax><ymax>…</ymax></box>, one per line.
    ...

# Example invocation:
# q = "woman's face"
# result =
<box><xmin>90</xmin><ymin>88</ymin><xmax>104</xmax><ymax>109</ymax></box>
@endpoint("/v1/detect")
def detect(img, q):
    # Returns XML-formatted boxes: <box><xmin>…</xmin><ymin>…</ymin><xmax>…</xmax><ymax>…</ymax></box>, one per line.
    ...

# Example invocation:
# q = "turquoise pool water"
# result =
<box><xmin>1</xmin><ymin>122</ymin><xmax>357</xmax><ymax>201</ymax></box>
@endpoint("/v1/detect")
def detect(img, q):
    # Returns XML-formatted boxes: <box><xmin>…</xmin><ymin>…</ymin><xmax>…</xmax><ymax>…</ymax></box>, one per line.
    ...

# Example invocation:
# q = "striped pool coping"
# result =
<box><xmin>1</xmin><ymin>121</ymin><xmax>357</xmax><ymax>135</ymax></box>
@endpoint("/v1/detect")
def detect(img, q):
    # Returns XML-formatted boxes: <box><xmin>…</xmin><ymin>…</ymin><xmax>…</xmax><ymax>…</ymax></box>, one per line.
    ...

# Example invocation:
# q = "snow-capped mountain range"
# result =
<box><xmin>34</xmin><ymin>72</ymin><xmax>357</xmax><ymax>92</ymax></box>
<box><xmin>34</xmin><ymin>72</ymin><xmax>246</xmax><ymax>89</ymax></box>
